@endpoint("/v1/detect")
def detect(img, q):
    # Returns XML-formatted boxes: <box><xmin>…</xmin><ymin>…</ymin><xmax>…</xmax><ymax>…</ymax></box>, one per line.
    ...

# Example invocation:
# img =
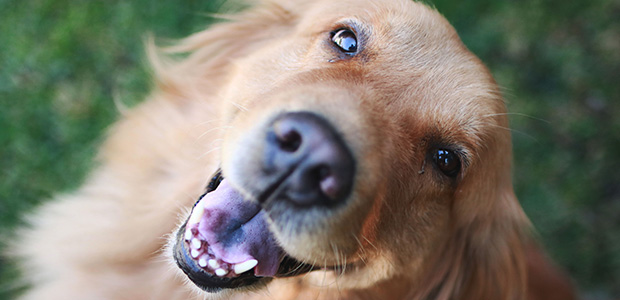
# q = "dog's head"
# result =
<box><xmin>168</xmin><ymin>0</ymin><xmax>529</xmax><ymax>297</ymax></box>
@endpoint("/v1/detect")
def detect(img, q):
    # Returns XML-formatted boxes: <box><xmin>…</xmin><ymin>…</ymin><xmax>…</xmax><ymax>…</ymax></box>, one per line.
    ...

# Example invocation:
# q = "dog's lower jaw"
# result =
<box><xmin>172</xmin><ymin>173</ymin><xmax>322</xmax><ymax>292</ymax></box>
<box><xmin>173</xmin><ymin>226</ymin><xmax>267</xmax><ymax>292</ymax></box>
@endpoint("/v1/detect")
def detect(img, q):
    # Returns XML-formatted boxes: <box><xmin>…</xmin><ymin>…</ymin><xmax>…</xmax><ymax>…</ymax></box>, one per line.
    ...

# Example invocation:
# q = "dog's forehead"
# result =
<box><xmin>286</xmin><ymin>0</ymin><xmax>505</xmax><ymax>138</ymax></box>
<box><xmin>297</xmin><ymin>0</ymin><xmax>486</xmax><ymax>89</ymax></box>
<box><xmin>303</xmin><ymin>0</ymin><xmax>425</xmax><ymax>17</ymax></box>
<box><xmin>300</xmin><ymin>0</ymin><xmax>453</xmax><ymax>37</ymax></box>
<box><xmin>240</xmin><ymin>0</ymin><xmax>506</xmax><ymax>145</ymax></box>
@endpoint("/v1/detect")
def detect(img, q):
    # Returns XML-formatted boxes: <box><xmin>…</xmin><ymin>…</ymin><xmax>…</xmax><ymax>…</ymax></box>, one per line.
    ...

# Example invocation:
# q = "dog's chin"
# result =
<box><xmin>172</xmin><ymin>170</ymin><xmax>314</xmax><ymax>292</ymax></box>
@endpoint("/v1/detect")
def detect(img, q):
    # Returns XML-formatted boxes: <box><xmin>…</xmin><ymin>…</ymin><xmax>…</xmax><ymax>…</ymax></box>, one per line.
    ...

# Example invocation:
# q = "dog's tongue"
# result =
<box><xmin>192</xmin><ymin>179</ymin><xmax>283</xmax><ymax>276</ymax></box>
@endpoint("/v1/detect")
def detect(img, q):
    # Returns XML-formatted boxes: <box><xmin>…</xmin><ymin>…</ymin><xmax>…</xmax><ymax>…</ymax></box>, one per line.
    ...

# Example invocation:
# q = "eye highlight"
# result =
<box><xmin>331</xmin><ymin>28</ymin><xmax>358</xmax><ymax>54</ymax></box>
<box><xmin>432</xmin><ymin>149</ymin><xmax>461</xmax><ymax>178</ymax></box>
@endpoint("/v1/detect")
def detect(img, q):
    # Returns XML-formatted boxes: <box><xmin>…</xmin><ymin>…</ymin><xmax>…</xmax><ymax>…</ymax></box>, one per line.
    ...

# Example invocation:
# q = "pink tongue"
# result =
<box><xmin>194</xmin><ymin>179</ymin><xmax>283</xmax><ymax>276</ymax></box>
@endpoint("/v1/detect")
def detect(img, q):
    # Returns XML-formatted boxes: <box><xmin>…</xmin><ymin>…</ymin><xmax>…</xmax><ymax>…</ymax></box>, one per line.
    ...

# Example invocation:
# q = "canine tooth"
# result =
<box><xmin>233</xmin><ymin>259</ymin><xmax>258</xmax><ymax>274</ymax></box>
<box><xmin>190</xmin><ymin>238</ymin><xmax>201</xmax><ymax>250</ymax></box>
<box><xmin>184</xmin><ymin>229</ymin><xmax>192</xmax><ymax>241</ymax></box>
<box><xmin>208</xmin><ymin>259</ymin><xmax>219</xmax><ymax>269</ymax></box>
<box><xmin>187</xmin><ymin>202</ymin><xmax>204</xmax><ymax>226</ymax></box>
<box><xmin>198</xmin><ymin>257</ymin><xmax>208</xmax><ymax>268</ymax></box>
<box><xmin>215</xmin><ymin>268</ymin><xmax>227</xmax><ymax>277</ymax></box>
<box><xmin>191</xmin><ymin>249</ymin><xmax>200</xmax><ymax>258</ymax></box>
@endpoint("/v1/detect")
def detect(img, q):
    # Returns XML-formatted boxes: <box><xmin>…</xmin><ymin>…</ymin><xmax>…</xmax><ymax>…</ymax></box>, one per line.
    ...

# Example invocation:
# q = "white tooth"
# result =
<box><xmin>198</xmin><ymin>257</ymin><xmax>208</xmax><ymax>268</ymax></box>
<box><xmin>184</xmin><ymin>229</ymin><xmax>192</xmax><ymax>241</ymax></box>
<box><xmin>191</xmin><ymin>249</ymin><xmax>200</xmax><ymax>258</ymax></box>
<box><xmin>233</xmin><ymin>259</ymin><xmax>258</xmax><ymax>274</ymax></box>
<box><xmin>215</xmin><ymin>268</ymin><xmax>227</xmax><ymax>277</ymax></box>
<box><xmin>187</xmin><ymin>202</ymin><xmax>205</xmax><ymax>226</ymax></box>
<box><xmin>208</xmin><ymin>259</ymin><xmax>219</xmax><ymax>269</ymax></box>
<box><xmin>190</xmin><ymin>238</ymin><xmax>201</xmax><ymax>249</ymax></box>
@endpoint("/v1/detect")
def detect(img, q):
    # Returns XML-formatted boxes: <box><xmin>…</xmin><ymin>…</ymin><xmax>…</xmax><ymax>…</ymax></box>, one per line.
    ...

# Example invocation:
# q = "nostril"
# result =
<box><xmin>317</xmin><ymin>165</ymin><xmax>331</xmax><ymax>181</ymax></box>
<box><xmin>320</xmin><ymin>175</ymin><xmax>338</xmax><ymax>201</ymax></box>
<box><xmin>274</xmin><ymin>123</ymin><xmax>302</xmax><ymax>153</ymax></box>
<box><xmin>307</xmin><ymin>165</ymin><xmax>340</xmax><ymax>201</ymax></box>
<box><xmin>317</xmin><ymin>166</ymin><xmax>340</xmax><ymax>200</ymax></box>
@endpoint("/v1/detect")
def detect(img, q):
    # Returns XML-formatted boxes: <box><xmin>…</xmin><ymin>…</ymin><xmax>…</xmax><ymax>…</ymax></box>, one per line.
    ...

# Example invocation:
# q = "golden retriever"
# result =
<box><xmin>12</xmin><ymin>0</ymin><xmax>576</xmax><ymax>299</ymax></box>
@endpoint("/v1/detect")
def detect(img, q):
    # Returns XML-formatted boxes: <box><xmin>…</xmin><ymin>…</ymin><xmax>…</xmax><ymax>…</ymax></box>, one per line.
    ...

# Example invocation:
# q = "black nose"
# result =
<box><xmin>263</xmin><ymin>112</ymin><xmax>355</xmax><ymax>207</ymax></box>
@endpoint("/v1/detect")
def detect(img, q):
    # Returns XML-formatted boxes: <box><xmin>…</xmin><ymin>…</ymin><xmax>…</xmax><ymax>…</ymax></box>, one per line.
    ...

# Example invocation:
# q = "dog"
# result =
<box><xmin>11</xmin><ymin>0</ymin><xmax>577</xmax><ymax>299</ymax></box>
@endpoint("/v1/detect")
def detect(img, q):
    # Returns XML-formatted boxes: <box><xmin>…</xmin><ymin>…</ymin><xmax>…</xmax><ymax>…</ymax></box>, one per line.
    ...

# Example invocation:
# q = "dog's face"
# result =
<box><xmin>172</xmin><ymin>0</ymin><xmax>514</xmax><ymax>294</ymax></box>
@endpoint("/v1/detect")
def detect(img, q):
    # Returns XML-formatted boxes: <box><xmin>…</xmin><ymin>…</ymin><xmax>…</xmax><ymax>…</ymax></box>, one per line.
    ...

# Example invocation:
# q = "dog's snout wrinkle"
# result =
<box><xmin>262</xmin><ymin>112</ymin><xmax>355</xmax><ymax>207</ymax></box>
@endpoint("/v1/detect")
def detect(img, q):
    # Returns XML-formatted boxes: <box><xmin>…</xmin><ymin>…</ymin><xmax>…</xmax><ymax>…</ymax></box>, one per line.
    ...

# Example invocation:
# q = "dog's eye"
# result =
<box><xmin>433</xmin><ymin>149</ymin><xmax>461</xmax><ymax>178</ymax></box>
<box><xmin>206</xmin><ymin>169</ymin><xmax>224</xmax><ymax>193</ymax></box>
<box><xmin>331</xmin><ymin>28</ymin><xmax>358</xmax><ymax>54</ymax></box>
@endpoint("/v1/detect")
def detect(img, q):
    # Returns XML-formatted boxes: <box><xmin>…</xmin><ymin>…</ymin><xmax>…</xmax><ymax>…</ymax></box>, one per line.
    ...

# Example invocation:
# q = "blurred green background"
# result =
<box><xmin>1</xmin><ymin>0</ymin><xmax>618</xmax><ymax>299</ymax></box>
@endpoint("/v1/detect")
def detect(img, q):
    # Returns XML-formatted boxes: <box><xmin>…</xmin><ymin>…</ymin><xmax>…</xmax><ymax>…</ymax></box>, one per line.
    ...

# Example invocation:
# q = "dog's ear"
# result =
<box><xmin>452</xmin><ymin>187</ymin><xmax>529</xmax><ymax>300</ymax></box>
<box><xmin>418</xmin><ymin>118</ymin><xmax>531</xmax><ymax>299</ymax></box>
<box><xmin>147</xmin><ymin>0</ymin><xmax>302</xmax><ymax>101</ymax></box>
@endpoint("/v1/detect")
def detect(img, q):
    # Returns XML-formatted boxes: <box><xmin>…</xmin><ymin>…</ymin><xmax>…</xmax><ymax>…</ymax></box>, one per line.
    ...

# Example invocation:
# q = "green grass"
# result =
<box><xmin>1</xmin><ymin>0</ymin><xmax>619</xmax><ymax>299</ymax></box>
<box><xmin>0</xmin><ymin>0</ymin><xmax>227</xmax><ymax>297</ymax></box>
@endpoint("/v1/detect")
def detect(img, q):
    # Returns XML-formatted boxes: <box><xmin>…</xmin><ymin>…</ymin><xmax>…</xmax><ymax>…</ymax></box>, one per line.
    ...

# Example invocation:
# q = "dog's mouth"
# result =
<box><xmin>173</xmin><ymin>170</ymin><xmax>314</xmax><ymax>292</ymax></box>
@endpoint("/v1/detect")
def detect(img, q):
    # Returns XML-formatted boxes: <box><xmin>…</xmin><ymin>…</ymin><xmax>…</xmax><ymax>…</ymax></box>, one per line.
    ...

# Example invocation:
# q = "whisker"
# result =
<box><xmin>331</xmin><ymin>242</ymin><xmax>341</xmax><ymax>272</ymax></box>
<box><xmin>335</xmin><ymin>258</ymin><xmax>344</xmax><ymax>298</ymax></box>
<box><xmin>195</xmin><ymin>118</ymin><xmax>222</xmax><ymax>126</ymax></box>
<box><xmin>197</xmin><ymin>146</ymin><xmax>221</xmax><ymax>159</ymax></box>
<box><xmin>300</xmin><ymin>257</ymin><xmax>319</xmax><ymax>283</ymax></box>
<box><xmin>319</xmin><ymin>258</ymin><xmax>328</xmax><ymax>290</ymax></box>
<box><xmin>485</xmin><ymin>123</ymin><xmax>539</xmax><ymax>142</ymax></box>
<box><xmin>352</xmin><ymin>234</ymin><xmax>369</xmax><ymax>265</ymax></box>
<box><xmin>208</xmin><ymin>138</ymin><xmax>224</xmax><ymax>148</ymax></box>
<box><xmin>482</xmin><ymin>112</ymin><xmax>551</xmax><ymax>124</ymax></box>
<box><xmin>282</xmin><ymin>259</ymin><xmax>309</xmax><ymax>277</ymax></box>
<box><xmin>196</xmin><ymin>126</ymin><xmax>232</xmax><ymax>141</ymax></box>
<box><xmin>228</xmin><ymin>100</ymin><xmax>249</xmax><ymax>112</ymax></box>
<box><xmin>360</xmin><ymin>233</ymin><xmax>379</xmax><ymax>253</ymax></box>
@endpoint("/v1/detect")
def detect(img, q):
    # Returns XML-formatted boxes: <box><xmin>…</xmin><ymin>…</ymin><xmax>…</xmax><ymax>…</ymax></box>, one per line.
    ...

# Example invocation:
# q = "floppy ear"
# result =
<box><xmin>449</xmin><ymin>187</ymin><xmax>529</xmax><ymax>300</ymax></box>
<box><xmin>147</xmin><ymin>0</ymin><xmax>302</xmax><ymax>101</ymax></box>
<box><xmin>417</xmin><ymin>116</ymin><xmax>531</xmax><ymax>300</ymax></box>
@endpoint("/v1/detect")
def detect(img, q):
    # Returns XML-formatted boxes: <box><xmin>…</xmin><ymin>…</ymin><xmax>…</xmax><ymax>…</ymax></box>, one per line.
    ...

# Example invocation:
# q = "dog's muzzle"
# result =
<box><xmin>173</xmin><ymin>111</ymin><xmax>356</xmax><ymax>292</ymax></box>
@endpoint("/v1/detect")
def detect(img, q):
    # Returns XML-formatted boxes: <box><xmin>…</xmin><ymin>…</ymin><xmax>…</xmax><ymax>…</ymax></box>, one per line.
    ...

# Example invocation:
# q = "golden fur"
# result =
<box><xmin>11</xmin><ymin>0</ymin><xmax>575</xmax><ymax>299</ymax></box>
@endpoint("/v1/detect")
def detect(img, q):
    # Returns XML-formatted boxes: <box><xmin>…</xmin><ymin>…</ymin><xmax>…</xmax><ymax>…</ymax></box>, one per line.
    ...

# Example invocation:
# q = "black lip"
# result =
<box><xmin>173</xmin><ymin>169</ymin><xmax>315</xmax><ymax>292</ymax></box>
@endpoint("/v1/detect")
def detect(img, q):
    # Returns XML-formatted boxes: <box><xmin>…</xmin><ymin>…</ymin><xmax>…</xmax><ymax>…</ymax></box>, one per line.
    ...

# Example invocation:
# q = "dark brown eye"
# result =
<box><xmin>206</xmin><ymin>169</ymin><xmax>224</xmax><ymax>193</ymax></box>
<box><xmin>331</xmin><ymin>29</ymin><xmax>358</xmax><ymax>54</ymax></box>
<box><xmin>433</xmin><ymin>149</ymin><xmax>461</xmax><ymax>178</ymax></box>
